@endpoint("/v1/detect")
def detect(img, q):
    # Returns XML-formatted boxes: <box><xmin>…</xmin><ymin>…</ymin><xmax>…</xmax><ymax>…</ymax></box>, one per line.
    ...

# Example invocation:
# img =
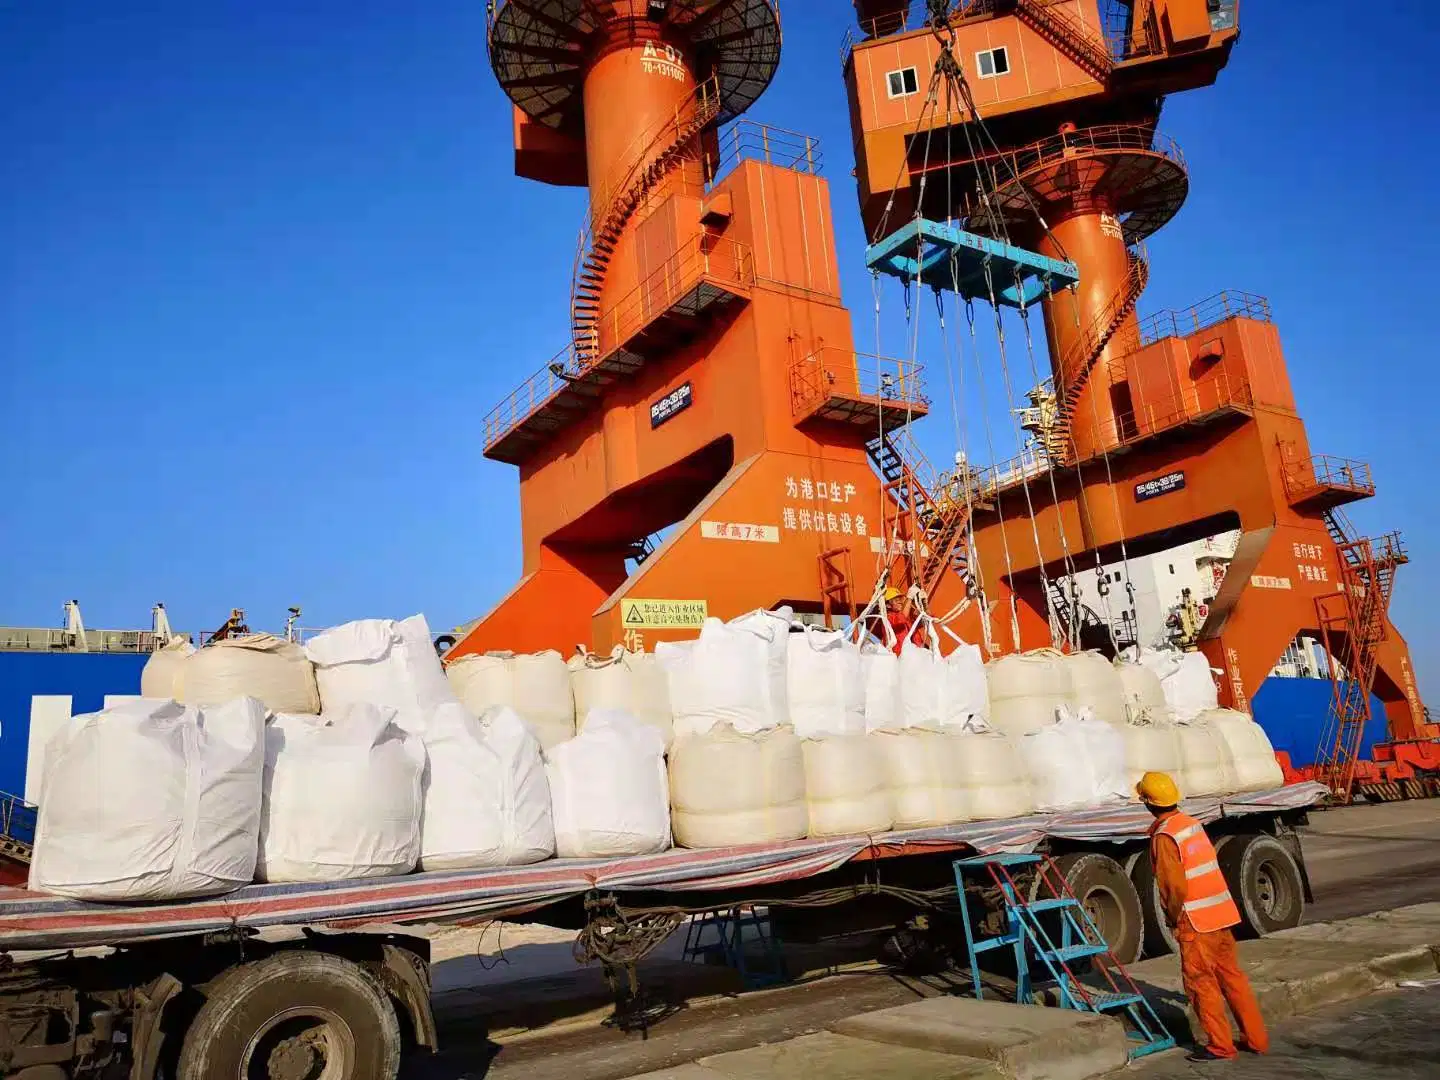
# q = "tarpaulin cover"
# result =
<box><xmin>0</xmin><ymin>782</ymin><xmax>1328</xmax><ymax>951</ymax></box>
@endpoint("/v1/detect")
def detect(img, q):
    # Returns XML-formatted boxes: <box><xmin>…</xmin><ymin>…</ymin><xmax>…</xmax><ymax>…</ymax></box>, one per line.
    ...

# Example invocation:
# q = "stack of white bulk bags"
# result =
<box><xmin>140</xmin><ymin>637</ymin><xmax>195</xmax><ymax>699</ymax></box>
<box><xmin>445</xmin><ymin>649</ymin><xmax>574</xmax><ymax>751</ymax></box>
<box><xmin>1115</xmin><ymin>661</ymin><xmax>1168</xmax><ymax>723</ymax></box>
<box><xmin>547</xmin><ymin>710</ymin><xmax>670</xmax><ymax>858</ymax></box>
<box><xmin>986</xmin><ymin>650</ymin><xmax>1074</xmax><ymax>737</ymax></box>
<box><xmin>305</xmin><ymin>615</ymin><xmax>457</xmax><ymax>733</ymax></box>
<box><xmin>1174</xmin><ymin>719</ymin><xmax>1239</xmax><ymax>797</ymax></box>
<box><xmin>1018</xmin><ymin>706</ymin><xmax>1128</xmax><ymax>812</ymax></box>
<box><xmin>801</xmin><ymin>734</ymin><xmax>892</xmax><ymax>837</ymax></box>
<box><xmin>875</xmin><ymin>727</ymin><xmax>1035</xmax><ymax>829</ymax></box>
<box><xmin>1064</xmin><ymin>651</ymin><xmax>1127</xmax><ymax>727</ymax></box>
<box><xmin>658</xmin><ymin>612</ymin><xmax>791</xmax><ymax>738</ymax></box>
<box><xmin>180</xmin><ymin>634</ymin><xmax>320</xmax><ymax>715</ymax></box>
<box><xmin>668</xmin><ymin>724</ymin><xmax>807</xmax><ymax>848</ymax></box>
<box><xmin>858</xmin><ymin>621</ymin><xmax>901</xmax><ymax>732</ymax></box>
<box><xmin>1201</xmin><ymin>708</ymin><xmax>1284</xmax><ymax>791</ymax></box>
<box><xmin>787</xmin><ymin>625</ymin><xmax>866</xmax><ymax>737</ymax></box>
<box><xmin>1138</xmin><ymin>648</ymin><xmax>1219</xmax><ymax>722</ymax></box>
<box><xmin>895</xmin><ymin>619</ymin><xmax>988</xmax><ymax>731</ymax></box>
<box><xmin>568</xmin><ymin>647</ymin><xmax>673</xmax><ymax>746</ymax></box>
<box><xmin>259</xmin><ymin>704</ymin><xmax>425</xmax><ymax>882</ymax></box>
<box><xmin>417</xmin><ymin>704</ymin><xmax>554</xmax><ymax>870</ymax></box>
<box><xmin>31</xmin><ymin>698</ymin><xmax>266</xmax><ymax>900</ymax></box>
<box><xmin>1121</xmin><ymin>719</ymin><xmax>1183</xmax><ymax>789</ymax></box>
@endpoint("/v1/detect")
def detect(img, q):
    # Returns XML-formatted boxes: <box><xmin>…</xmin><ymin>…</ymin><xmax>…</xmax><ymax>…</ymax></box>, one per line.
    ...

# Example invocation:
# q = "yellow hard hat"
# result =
<box><xmin>883</xmin><ymin>586</ymin><xmax>903</xmax><ymax>602</ymax></box>
<box><xmin>1135</xmin><ymin>771</ymin><xmax>1181</xmax><ymax>807</ymax></box>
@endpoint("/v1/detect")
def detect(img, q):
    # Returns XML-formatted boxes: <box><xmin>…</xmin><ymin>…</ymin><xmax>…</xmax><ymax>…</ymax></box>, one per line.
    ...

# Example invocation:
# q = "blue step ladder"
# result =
<box><xmin>954</xmin><ymin>853</ymin><xmax>1176</xmax><ymax>1061</ymax></box>
<box><xmin>682</xmin><ymin>905</ymin><xmax>788</xmax><ymax>990</ymax></box>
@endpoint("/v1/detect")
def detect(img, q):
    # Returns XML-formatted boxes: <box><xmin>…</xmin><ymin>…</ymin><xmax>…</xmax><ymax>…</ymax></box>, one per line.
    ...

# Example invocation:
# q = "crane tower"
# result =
<box><xmin>449</xmin><ymin>1</ymin><xmax>946</xmax><ymax>657</ymax></box>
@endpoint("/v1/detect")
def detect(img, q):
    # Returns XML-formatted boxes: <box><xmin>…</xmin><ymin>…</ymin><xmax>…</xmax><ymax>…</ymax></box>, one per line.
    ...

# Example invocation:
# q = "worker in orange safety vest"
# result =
<box><xmin>1136</xmin><ymin>771</ymin><xmax>1270</xmax><ymax>1062</ymax></box>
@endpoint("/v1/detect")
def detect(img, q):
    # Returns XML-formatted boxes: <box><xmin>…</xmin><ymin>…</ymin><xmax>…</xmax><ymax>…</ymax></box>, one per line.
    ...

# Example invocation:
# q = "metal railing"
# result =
<box><xmin>485</xmin><ymin>235</ymin><xmax>754</xmax><ymax>452</ymax></box>
<box><xmin>1283</xmin><ymin>454</ymin><xmax>1376</xmax><ymax>502</ymax></box>
<box><xmin>973</xmin><ymin>123</ymin><xmax>1185</xmax><ymax>187</ymax></box>
<box><xmin>978</xmin><ymin>372</ymin><xmax>1254</xmax><ymax>490</ymax></box>
<box><xmin>705</xmin><ymin>121</ymin><xmax>823</xmax><ymax>188</ymax></box>
<box><xmin>0</xmin><ymin>627</ymin><xmax>164</xmax><ymax>654</ymax></box>
<box><xmin>1</xmin><ymin>791</ymin><xmax>37</xmax><ymax>847</ymax></box>
<box><xmin>789</xmin><ymin>348</ymin><xmax>927</xmax><ymax>416</ymax></box>
<box><xmin>1132</xmin><ymin>290</ymin><xmax>1272</xmax><ymax>349</ymax></box>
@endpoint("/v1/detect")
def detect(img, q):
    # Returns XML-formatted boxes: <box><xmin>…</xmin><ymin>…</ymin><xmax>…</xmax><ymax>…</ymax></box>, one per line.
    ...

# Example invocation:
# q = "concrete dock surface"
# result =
<box><xmin>408</xmin><ymin>798</ymin><xmax>1440</xmax><ymax>1079</ymax></box>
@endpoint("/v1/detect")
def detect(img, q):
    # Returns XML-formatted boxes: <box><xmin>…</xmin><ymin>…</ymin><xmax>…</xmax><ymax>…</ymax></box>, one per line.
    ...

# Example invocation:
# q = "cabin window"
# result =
<box><xmin>976</xmin><ymin>47</ymin><xmax>1010</xmax><ymax>78</ymax></box>
<box><xmin>886</xmin><ymin>67</ymin><xmax>919</xmax><ymax>98</ymax></box>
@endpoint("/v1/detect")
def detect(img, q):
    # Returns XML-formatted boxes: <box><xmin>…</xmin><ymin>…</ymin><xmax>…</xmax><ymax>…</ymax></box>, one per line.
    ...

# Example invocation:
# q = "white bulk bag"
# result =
<box><xmin>180</xmin><ymin>634</ymin><xmax>320</xmax><ymax>715</ymax></box>
<box><xmin>801</xmin><ymin>734</ymin><xmax>892</xmax><ymax>837</ymax></box>
<box><xmin>1064</xmin><ymin>651</ymin><xmax>1127</xmax><ymax>727</ymax></box>
<box><xmin>1174</xmin><ymin>720</ymin><xmax>1239</xmax><ymax>797</ymax></box>
<box><xmin>446</xmin><ymin>649</ymin><xmax>573</xmax><ymax>750</ymax></box>
<box><xmin>856</xmin><ymin>615</ymin><xmax>901</xmax><ymax>732</ymax></box>
<box><xmin>1121</xmin><ymin>720</ymin><xmax>1183</xmax><ymax>788</ymax></box>
<box><xmin>876</xmin><ymin>728</ymin><xmax>1034</xmax><ymax>828</ymax></box>
<box><xmin>728</xmin><ymin>607</ymin><xmax>794</xmax><ymax>723</ymax></box>
<box><xmin>1116</xmin><ymin>662</ymin><xmax>1168</xmax><ymax>723</ymax></box>
<box><xmin>787</xmin><ymin>626</ymin><xmax>866</xmax><ymax>738</ymax></box>
<box><xmin>659</xmin><ymin>617</ymin><xmax>785</xmax><ymax>737</ymax></box>
<box><xmin>141</xmin><ymin>637</ymin><xmax>195</xmax><ymax>699</ymax></box>
<box><xmin>1138</xmin><ymin>648</ymin><xmax>1218</xmax><ymax>722</ymax></box>
<box><xmin>418</xmin><ymin>704</ymin><xmax>553</xmax><ymax>870</ymax></box>
<box><xmin>568</xmin><ymin>648</ymin><xmax>673</xmax><ymax>747</ymax></box>
<box><xmin>547</xmin><ymin>710</ymin><xmax>669</xmax><ymax>858</ymax></box>
<box><xmin>668</xmin><ymin>724</ymin><xmax>808</xmax><ymax>848</ymax></box>
<box><xmin>259</xmin><ymin>704</ymin><xmax>425</xmax><ymax>882</ymax></box>
<box><xmin>1200</xmin><ymin>708</ymin><xmax>1283</xmax><ymax>792</ymax></box>
<box><xmin>895</xmin><ymin>618</ymin><xmax>987</xmax><ymax>731</ymax></box>
<box><xmin>31</xmin><ymin>698</ymin><xmax>265</xmax><ymax>901</ymax></box>
<box><xmin>1019</xmin><ymin>706</ymin><xmax>1127</xmax><ymax>812</ymax></box>
<box><xmin>986</xmin><ymin>650</ymin><xmax>1074</xmax><ymax>737</ymax></box>
<box><xmin>305</xmin><ymin>615</ymin><xmax>457</xmax><ymax>732</ymax></box>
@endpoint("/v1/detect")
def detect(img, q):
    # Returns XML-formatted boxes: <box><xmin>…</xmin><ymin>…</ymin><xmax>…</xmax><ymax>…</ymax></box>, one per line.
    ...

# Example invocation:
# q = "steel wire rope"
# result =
<box><xmin>1058</xmin><ymin>278</ymin><xmax>1142</xmax><ymax>655</ymax></box>
<box><xmin>1014</xmin><ymin>279</ymin><xmax>1095</xmax><ymax>651</ymax></box>
<box><xmin>978</xmin><ymin>261</ymin><xmax>1066</xmax><ymax>650</ymax></box>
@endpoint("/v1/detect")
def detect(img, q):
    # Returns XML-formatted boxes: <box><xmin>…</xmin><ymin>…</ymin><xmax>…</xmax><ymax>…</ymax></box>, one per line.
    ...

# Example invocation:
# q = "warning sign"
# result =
<box><xmin>620</xmin><ymin>598</ymin><xmax>708</xmax><ymax>629</ymax></box>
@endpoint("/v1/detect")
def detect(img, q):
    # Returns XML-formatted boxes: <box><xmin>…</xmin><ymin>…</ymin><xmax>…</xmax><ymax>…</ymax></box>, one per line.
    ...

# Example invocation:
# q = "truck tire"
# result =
<box><xmin>1126</xmin><ymin>850</ymin><xmax>1178</xmax><ymax>958</ymax></box>
<box><xmin>176</xmin><ymin>950</ymin><xmax>402</xmax><ymax>1080</ymax></box>
<box><xmin>1035</xmin><ymin>852</ymin><xmax>1143</xmax><ymax>965</ymax></box>
<box><xmin>1219</xmin><ymin>833</ymin><xmax>1305</xmax><ymax>939</ymax></box>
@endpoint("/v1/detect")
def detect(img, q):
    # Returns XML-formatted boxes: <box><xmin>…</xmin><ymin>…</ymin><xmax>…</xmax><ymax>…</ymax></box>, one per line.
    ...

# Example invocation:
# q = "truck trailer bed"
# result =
<box><xmin>0</xmin><ymin>782</ymin><xmax>1326</xmax><ymax>951</ymax></box>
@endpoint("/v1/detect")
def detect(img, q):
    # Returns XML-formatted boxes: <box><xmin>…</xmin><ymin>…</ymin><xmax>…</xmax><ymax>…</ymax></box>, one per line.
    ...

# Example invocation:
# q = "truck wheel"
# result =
<box><xmin>1035</xmin><ymin>852</ymin><xmax>1143</xmax><ymax>965</ymax></box>
<box><xmin>1219</xmin><ymin>833</ymin><xmax>1304</xmax><ymax>939</ymax></box>
<box><xmin>177</xmin><ymin>951</ymin><xmax>402</xmax><ymax>1080</ymax></box>
<box><xmin>1126</xmin><ymin>850</ymin><xmax>1178</xmax><ymax>958</ymax></box>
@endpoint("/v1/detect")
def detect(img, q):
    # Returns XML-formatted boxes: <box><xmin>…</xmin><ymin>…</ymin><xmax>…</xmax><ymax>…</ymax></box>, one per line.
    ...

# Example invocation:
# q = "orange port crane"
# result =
<box><xmin>842</xmin><ymin>0</ymin><xmax>1429</xmax><ymax>770</ymax></box>
<box><xmin>447</xmin><ymin>0</ymin><xmax>1004</xmax><ymax>659</ymax></box>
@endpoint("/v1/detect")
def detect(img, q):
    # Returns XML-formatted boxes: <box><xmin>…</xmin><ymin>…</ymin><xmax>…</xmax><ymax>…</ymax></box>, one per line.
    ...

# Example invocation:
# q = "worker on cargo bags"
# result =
<box><xmin>1136</xmin><ymin>771</ymin><xmax>1269</xmax><ymax>1062</ymax></box>
<box><xmin>883</xmin><ymin>586</ymin><xmax>922</xmax><ymax>655</ymax></box>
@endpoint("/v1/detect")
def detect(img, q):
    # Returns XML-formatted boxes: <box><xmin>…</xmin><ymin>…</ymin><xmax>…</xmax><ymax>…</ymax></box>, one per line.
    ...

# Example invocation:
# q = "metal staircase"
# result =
<box><xmin>954</xmin><ymin>853</ymin><xmax>1176</xmax><ymax>1061</ymax></box>
<box><xmin>571</xmin><ymin>78</ymin><xmax>721</xmax><ymax>366</ymax></box>
<box><xmin>1046</xmin><ymin>249</ymin><xmax>1148</xmax><ymax>457</ymax></box>
<box><xmin>1313</xmin><ymin>508</ymin><xmax>1408</xmax><ymax>802</ymax></box>
<box><xmin>864</xmin><ymin>429</ymin><xmax>978</xmax><ymax>603</ymax></box>
<box><xmin>1010</xmin><ymin>0</ymin><xmax>1115</xmax><ymax>84</ymax></box>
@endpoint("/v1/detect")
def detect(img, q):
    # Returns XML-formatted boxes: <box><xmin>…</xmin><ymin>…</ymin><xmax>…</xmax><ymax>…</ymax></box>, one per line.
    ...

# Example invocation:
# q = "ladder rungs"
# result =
<box><xmin>1022</xmin><ymin>897</ymin><xmax>1077</xmax><ymax>914</ymax></box>
<box><xmin>1085</xmin><ymin>990</ymin><xmax>1144</xmax><ymax>1010</ymax></box>
<box><xmin>1045</xmin><ymin>942</ymin><xmax>1109</xmax><ymax>963</ymax></box>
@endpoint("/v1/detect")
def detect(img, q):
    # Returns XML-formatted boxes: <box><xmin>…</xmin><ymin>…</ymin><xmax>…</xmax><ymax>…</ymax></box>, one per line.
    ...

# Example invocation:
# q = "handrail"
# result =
<box><xmin>0</xmin><ymin>791</ymin><xmax>38</xmax><ymax>847</ymax></box>
<box><xmin>1283</xmin><ymin>454</ymin><xmax>1375</xmax><ymax>500</ymax></box>
<box><xmin>487</xmin><ymin>235</ymin><xmax>754</xmax><ymax>452</ymax></box>
<box><xmin>789</xmin><ymin>348</ymin><xmax>926</xmax><ymax>415</ymax></box>
<box><xmin>967</xmin><ymin>123</ymin><xmax>1185</xmax><ymax>187</ymax></box>
<box><xmin>977</xmin><ymin>372</ymin><xmax>1255</xmax><ymax>492</ymax></box>
<box><xmin>705</xmin><ymin>121</ymin><xmax>823</xmax><ymax>188</ymax></box>
<box><xmin>1131</xmin><ymin>290</ymin><xmax>1272</xmax><ymax>348</ymax></box>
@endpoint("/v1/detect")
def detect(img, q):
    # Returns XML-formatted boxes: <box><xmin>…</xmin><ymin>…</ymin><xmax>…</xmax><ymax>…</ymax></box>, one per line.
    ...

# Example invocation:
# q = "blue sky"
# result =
<box><xmin>2</xmin><ymin>2</ymin><xmax>1436</xmax><ymax>698</ymax></box>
